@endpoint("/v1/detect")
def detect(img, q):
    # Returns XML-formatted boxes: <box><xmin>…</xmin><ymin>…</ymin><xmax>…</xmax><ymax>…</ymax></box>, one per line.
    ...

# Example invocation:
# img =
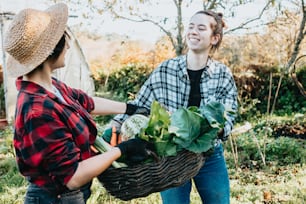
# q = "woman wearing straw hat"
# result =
<box><xmin>3</xmin><ymin>3</ymin><xmax>152</xmax><ymax>204</ymax></box>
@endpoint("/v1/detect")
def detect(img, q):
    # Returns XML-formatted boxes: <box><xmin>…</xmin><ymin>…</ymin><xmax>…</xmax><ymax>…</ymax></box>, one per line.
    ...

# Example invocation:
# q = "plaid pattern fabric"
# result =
<box><xmin>14</xmin><ymin>77</ymin><xmax>96</xmax><ymax>194</ymax></box>
<box><xmin>115</xmin><ymin>55</ymin><xmax>238</xmax><ymax>141</ymax></box>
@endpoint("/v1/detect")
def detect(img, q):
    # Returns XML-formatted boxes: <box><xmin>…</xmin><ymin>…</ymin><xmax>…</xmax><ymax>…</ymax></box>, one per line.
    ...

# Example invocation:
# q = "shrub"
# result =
<box><xmin>265</xmin><ymin>137</ymin><xmax>306</xmax><ymax>165</ymax></box>
<box><xmin>235</xmin><ymin>65</ymin><xmax>306</xmax><ymax>121</ymax></box>
<box><xmin>94</xmin><ymin>63</ymin><xmax>306</xmax><ymax>122</ymax></box>
<box><xmin>96</xmin><ymin>63</ymin><xmax>151</xmax><ymax>101</ymax></box>
<box><xmin>225</xmin><ymin>117</ymin><xmax>305</xmax><ymax>169</ymax></box>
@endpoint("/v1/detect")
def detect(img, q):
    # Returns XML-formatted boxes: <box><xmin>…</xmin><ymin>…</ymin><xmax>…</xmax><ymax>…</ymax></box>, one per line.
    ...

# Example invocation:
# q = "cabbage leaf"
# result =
<box><xmin>138</xmin><ymin>100</ymin><xmax>226</xmax><ymax>156</ymax></box>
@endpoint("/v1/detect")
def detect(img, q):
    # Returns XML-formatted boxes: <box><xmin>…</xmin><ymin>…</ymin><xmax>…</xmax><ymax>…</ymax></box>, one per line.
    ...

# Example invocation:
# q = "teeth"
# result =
<box><xmin>189</xmin><ymin>38</ymin><xmax>198</xmax><ymax>42</ymax></box>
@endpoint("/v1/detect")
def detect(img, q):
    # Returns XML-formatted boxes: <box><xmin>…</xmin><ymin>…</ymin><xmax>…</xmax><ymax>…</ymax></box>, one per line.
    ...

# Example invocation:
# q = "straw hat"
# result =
<box><xmin>3</xmin><ymin>3</ymin><xmax>68</xmax><ymax>77</ymax></box>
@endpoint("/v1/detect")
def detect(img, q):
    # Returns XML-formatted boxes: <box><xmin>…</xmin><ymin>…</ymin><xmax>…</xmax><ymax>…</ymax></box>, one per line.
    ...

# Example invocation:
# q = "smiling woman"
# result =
<box><xmin>108</xmin><ymin>9</ymin><xmax>238</xmax><ymax>204</ymax></box>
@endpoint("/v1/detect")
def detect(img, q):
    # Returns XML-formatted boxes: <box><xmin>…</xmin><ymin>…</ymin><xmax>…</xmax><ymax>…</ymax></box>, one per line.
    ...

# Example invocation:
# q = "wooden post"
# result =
<box><xmin>0</xmin><ymin>12</ymin><xmax>14</xmax><ymax>122</ymax></box>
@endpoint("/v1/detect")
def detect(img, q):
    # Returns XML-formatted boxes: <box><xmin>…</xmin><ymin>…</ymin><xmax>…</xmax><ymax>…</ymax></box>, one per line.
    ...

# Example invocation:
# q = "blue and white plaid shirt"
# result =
<box><xmin>115</xmin><ymin>55</ymin><xmax>238</xmax><ymax>141</ymax></box>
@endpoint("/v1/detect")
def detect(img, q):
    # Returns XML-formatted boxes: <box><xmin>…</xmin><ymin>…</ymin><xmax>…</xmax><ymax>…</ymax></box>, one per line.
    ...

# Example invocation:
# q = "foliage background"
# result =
<box><xmin>0</xmin><ymin>0</ymin><xmax>306</xmax><ymax>203</ymax></box>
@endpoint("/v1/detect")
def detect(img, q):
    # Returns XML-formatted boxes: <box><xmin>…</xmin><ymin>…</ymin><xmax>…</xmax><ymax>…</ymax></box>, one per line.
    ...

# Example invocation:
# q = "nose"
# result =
<box><xmin>189</xmin><ymin>27</ymin><xmax>198</xmax><ymax>35</ymax></box>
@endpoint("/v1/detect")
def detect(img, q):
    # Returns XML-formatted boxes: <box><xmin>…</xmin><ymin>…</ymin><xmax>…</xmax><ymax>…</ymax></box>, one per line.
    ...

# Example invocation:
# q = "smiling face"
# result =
<box><xmin>186</xmin><ymin>13</ymin><xmax>220</xmax><ymax>54</ymax></box>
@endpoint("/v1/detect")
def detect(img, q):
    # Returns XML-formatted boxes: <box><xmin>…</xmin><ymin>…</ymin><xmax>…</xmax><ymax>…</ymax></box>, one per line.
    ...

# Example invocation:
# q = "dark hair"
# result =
<box><xmin>47</xmin><ymin>31</ymin><xmax>69</xmax><ymax>61</ymax></box>
<box><xmin>194</xmin><ymin>10</ymin><xmax>225</xmax><ymax>52</ymax></box>
<box><xmin>28</xmin><ymin>31</ymin><xmax>70</xmax><ymax>74</ymax></box>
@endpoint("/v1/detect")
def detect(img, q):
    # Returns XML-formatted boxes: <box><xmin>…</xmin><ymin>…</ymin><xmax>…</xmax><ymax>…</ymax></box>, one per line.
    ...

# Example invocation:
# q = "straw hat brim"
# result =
<box><xmin>6</xmin><ymin>3</ymin><xmax>68</xmax><ymax>78</ymax></box>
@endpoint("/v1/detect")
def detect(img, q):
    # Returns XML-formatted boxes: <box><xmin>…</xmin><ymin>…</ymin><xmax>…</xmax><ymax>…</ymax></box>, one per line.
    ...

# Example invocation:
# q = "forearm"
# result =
<box><xmin>66</xmin><ymin>147</ymin><xmax>121</xmax><ymax>190</ymax></box>
<box><xmin>91</xmin><ymin>97</ymin><xmax>127</xmax><ymax>115</ymax></box>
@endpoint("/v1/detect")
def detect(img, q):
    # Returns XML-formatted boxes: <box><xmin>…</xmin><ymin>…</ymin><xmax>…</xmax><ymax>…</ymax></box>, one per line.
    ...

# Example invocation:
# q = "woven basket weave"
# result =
<box><xmin>97</xmin><ymin>150</ymin><xmax>205</xmax><ymax>201</ymax></box>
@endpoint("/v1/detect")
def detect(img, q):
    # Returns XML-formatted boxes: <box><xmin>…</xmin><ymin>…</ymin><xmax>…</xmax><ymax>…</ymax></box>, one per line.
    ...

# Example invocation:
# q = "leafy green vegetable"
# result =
<box><xmin>120</xmin><ymin>114</ymin><xmax>149</xmax><ymax>140</ymax></box>
<box><xmin>184</xmin><ymin>128</ymin><xmax>219</xmax><ymax>153</ymax></box>
<box><xmin>138</xmin><ymin>101</ymin><xmax>177</xmax><ymax>156</ymax></box>
<box><xmin>169</xmin><ymin>107</ymin><xmax>205</xmax><ymax>148</ymax></box>
<box><xmin>94</xmin><ymin>100</ymin><xmax>226</xmax><ymax>166</ymax></box>
<box><xmin>137</xmin><ymin>100</ymin><xmax>226</xmax><ymax>157</ymax></box>
<box><xmin>144</xmin><ymin>101</ymin><xmax>171</xmax><ymax>138</ymax></box>
<box><xmin>170</xmin><ymin>102</ymin><xmax>225</xmax><ymax>153</ymax></box>
<box><xmin>200</xmin><ymin>101</ymin><xmax>226</xmax><ymax>129</ymax></box>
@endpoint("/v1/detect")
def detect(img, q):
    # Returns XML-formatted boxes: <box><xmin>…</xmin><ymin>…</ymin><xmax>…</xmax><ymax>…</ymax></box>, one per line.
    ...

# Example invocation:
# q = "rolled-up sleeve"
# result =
<box><xmin>19</xmin><ymin>111</ymin><xmax>80</xmax><ymax>188</ymax></box>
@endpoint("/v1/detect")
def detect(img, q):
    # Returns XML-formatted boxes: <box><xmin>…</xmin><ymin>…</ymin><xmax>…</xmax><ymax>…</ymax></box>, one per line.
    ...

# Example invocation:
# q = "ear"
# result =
<box><xmin>211</xmin><ymin>34</ymin><xmax>220</xmax><ymax>45</ymax></box>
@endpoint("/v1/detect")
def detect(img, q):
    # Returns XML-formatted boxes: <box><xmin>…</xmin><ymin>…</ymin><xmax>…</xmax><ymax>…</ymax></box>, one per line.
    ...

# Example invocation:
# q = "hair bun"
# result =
<box><xmin>217</xmin><ymin>12</ymin><xmax>223</xmax><ymax>18</ymax></box>
<box><xmin>217</xmin><ymin>12</ymin><xmax>226</xmax><ymax>28</ymax></box>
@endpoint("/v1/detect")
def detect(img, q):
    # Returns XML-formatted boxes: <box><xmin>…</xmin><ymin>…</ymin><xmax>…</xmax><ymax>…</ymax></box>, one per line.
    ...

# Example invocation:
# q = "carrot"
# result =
<box><xmin>110</xmin><ymin>126</ymin><xmax>117</xmax><ymax>146</ymax></box>
<box><xmin>90</xmin><ymin>145</ymin><xmax>99</xmax><ymax>153</ymax></box>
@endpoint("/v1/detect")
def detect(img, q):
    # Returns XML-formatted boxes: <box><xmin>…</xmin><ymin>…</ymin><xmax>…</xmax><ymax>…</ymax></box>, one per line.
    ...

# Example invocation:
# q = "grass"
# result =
<box><xmin>229</xmin><ymin>165</ymin><xmax>306</xmax><ymax>203</ymax></box>
<box><xmin>0</xmin><ymin>116</ymin><xmax>305</xmax><ymax>204</ymax></box>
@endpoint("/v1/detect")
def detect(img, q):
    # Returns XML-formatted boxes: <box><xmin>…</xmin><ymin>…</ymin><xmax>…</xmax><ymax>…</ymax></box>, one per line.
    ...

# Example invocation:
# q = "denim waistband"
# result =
<box><xmin>27</xmin><ymin>182</ymin><xmax>91</xmax><ymax>197</ymax></box>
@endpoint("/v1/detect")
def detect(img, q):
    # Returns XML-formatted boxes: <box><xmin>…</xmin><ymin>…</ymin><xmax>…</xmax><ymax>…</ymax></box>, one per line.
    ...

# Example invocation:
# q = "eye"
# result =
<box><xmin>188</xmin><ymin>23</ymin><xmax>195</xmax><ymax>30</ymax></box>
<box><xmin>198</xmin><ymin>26</ymin><xmax>206</xmax><ymax>31</ymax></box>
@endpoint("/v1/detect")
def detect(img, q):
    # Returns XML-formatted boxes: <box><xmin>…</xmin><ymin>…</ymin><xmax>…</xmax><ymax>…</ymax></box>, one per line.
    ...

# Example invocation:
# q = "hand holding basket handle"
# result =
<box><xmin>117</xmin><ymin>138</ymin><xmax>154</xmax><ymax>165</ymax></box>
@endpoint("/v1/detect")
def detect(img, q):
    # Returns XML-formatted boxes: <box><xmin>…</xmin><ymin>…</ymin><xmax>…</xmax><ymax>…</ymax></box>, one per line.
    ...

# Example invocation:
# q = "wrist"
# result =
<box><xmin>112</xmin><ymin>147</ymin><xmax>122</xmax><ymax>157</ymax></box>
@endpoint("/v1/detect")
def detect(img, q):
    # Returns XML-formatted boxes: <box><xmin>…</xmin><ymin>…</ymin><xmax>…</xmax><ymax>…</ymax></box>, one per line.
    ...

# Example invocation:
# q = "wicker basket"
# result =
<box><xmin>97</xmin><ymin>150</ymin><xmax>205</xmax><ymax>201</ymax></box>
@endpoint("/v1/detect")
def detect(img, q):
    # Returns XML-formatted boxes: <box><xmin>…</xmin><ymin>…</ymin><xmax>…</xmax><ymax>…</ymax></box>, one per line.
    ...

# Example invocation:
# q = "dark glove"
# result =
<box><xmin>125</xmin><ymin>103</ymin><xmax>150</xmax><ymax>116</ymax></box>
<box><xmin>117</xmin><ymin>138</ymin><xmax>154</xmax><ymax>165</ymax></box>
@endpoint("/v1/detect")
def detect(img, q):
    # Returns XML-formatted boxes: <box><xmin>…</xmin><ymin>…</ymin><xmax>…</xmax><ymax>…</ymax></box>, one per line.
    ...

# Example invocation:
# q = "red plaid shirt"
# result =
<box><xmin>14</xmin><ymin>77</ymin><xmax>97</xmax><ymax>194</ymax></box>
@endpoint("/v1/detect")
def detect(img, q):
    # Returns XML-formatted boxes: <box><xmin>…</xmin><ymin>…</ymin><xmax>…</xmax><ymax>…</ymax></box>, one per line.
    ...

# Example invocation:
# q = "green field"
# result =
<box><xmin>0</xmin><ymin>116</ymin><xmax>305</xmax><ymax>204</ymax></box>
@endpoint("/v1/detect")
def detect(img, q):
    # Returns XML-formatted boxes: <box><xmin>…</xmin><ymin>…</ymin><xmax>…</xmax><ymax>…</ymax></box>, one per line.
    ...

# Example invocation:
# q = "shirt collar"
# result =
<box><xmin>178</xmin><ymin>55</ymin><xmax>188</xmax><ymax>79</ymax></box>
<box><xmin>205</xmin><ymin>57</ymin><xmax>214</xmax><ymax>77</ymax></box>
<box><xmin>179</xmin><ymin>55</ymin><xmax>214</xmax><ymax>78</ymax></box>
<box><xmin>15</xmin><ymin>76</ymin><xmax>57</xmax><ymax>99</ymax></box>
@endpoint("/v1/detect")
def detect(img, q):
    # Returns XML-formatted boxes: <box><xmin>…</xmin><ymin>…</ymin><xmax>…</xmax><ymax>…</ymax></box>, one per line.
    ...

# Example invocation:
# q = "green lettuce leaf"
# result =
<box><xmin>170</xmin><ymin>107</ymin><xmax>204</xmax><ymax>148</ymax></box>
<box><xmin>200</xmin><ymin>101</ymin><xmax>226</xmax><ymax>129</ymax></box>
<box><xmin>138</xmin><ymin>100</ymin><xmax>226</xmax><ymax>156</ymax></box>
<box><xmin>144</xmin><ymin>101</ymin><xmax>171</xmax><ymax>139</ymax></box>
<box><xmin>185</xmin><ymin>127</ymin><xmax>219</xmax><ymax>153</ymax></box>
<box><xmin>138</xmin><ymin>101</ymin><xmax>177</xmax><ymax>156</ymax></box>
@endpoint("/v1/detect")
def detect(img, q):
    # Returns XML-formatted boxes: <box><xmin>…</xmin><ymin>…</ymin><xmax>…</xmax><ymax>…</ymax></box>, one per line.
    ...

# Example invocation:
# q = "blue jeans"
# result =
<box><xmin>24</xmin><ymin>182</ymin><xmax>91</xmax><ymax>204</ymax></box>
<box><xmin>160</xmin><ymin>144</ymin><xmax>230</xmax><ymax>204</ymax></box>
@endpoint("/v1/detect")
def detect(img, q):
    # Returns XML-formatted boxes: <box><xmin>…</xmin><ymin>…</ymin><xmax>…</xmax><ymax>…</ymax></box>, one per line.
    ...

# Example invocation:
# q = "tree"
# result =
<box><xmin>99</xmin><ymin>0</ymin><xmax>275</xmax><ymax>56</ymax></box>
<box><xmin>286</xmin><ymin>0</ymin><xmax>306</xmax><ymax>97</ymax></box>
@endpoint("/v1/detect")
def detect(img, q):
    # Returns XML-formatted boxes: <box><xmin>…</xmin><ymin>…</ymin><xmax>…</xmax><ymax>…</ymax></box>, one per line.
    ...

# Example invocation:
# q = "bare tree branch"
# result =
<box><xmin>287</xmin><ymin>0</ymin><xmax>306</xmax><ymax>72</ymax></box>
<box><xmin>225</xmin><ymin>0</ymin><xmax>273</xmax><ymax>34</ymax></box>
<box><xmin>112</xmin><ymin>11</ymin><xmax>176</xmax><ymax>52</ymax></box>
<box><xmin>105</xmin><ymin>0</ymin><xmax>277</xmax><ymax>56</ymax></box>
<box><xmin>288</xmin><ymin>0</ymin><xmax>306</xmax><ymax>98</ymax></box>
<box><xmin>203</xmin><ymin>0</ymin><xmax>218</xmax><ymax>10</ymax></box>
<box><xmin>291</xmin><ymin>55</ymin><xmax>306</xmax><ymax>97</ymax></box>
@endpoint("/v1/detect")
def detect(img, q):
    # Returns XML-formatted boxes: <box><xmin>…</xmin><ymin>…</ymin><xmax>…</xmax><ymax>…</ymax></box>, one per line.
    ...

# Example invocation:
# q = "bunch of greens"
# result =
<box><xmin>138</xmin><ymin>101</ymin><xmax>226</xmax><ymax>157</ymax></box>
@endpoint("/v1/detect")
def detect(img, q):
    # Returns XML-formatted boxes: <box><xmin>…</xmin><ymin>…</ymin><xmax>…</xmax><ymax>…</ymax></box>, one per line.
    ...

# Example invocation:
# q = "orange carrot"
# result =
<box><xmin>90</xmin><ymin>145</ymin><xmax>99</xmax><ymax>153</ymax></box>
<box><xmin>110</xmin><ymin>126</ymin><xmax>117</xmax><ymax>146</ymax></box>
